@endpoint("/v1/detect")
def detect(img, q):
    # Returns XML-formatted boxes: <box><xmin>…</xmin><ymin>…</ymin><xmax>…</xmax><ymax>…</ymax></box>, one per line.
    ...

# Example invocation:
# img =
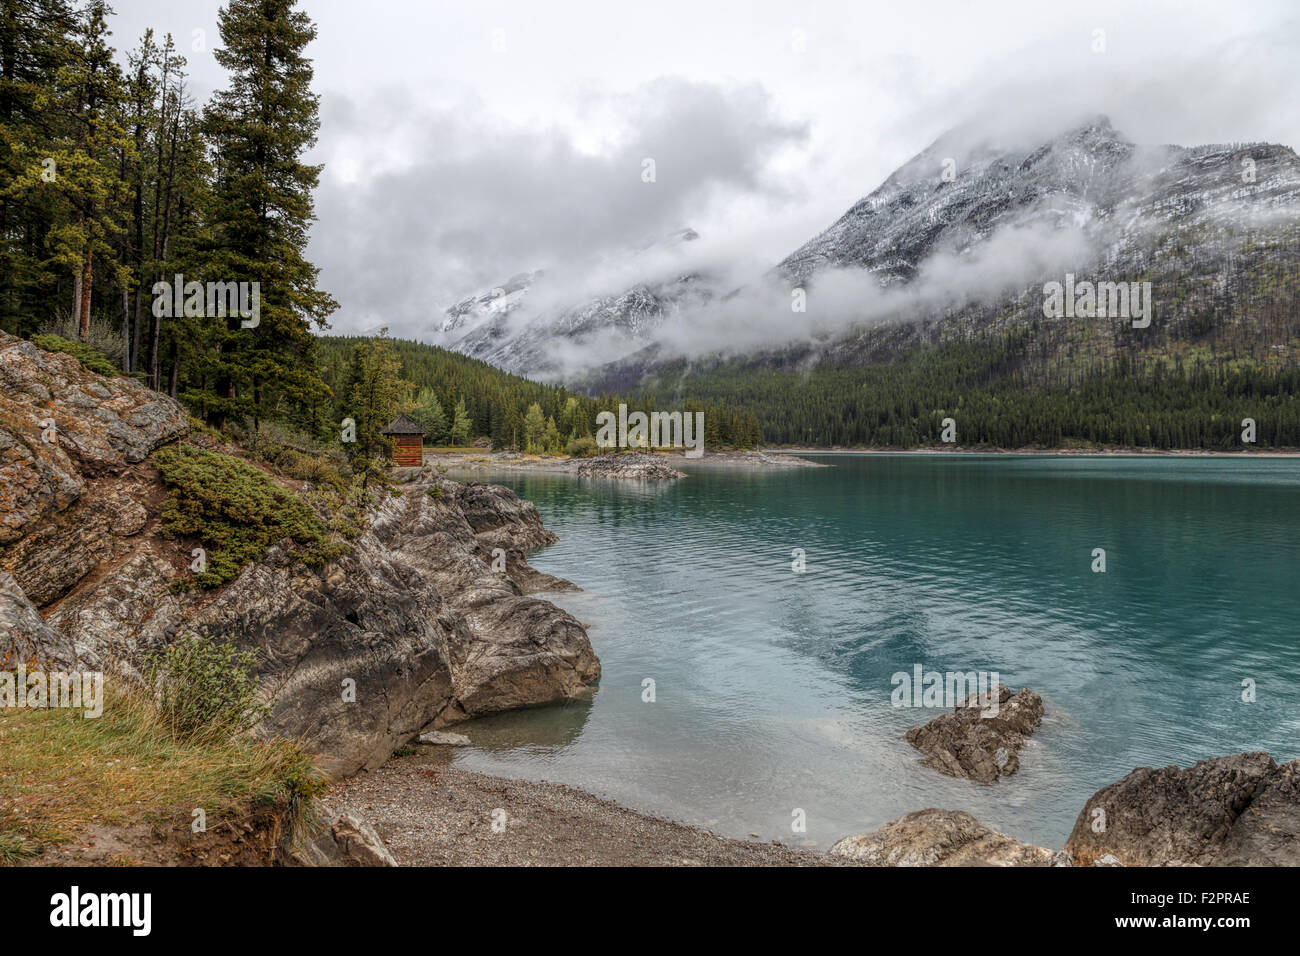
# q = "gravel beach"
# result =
<box><xmin>330</xmin><ymin>750</ymin><xmax>848</xmax><ymax>866</ymax></box>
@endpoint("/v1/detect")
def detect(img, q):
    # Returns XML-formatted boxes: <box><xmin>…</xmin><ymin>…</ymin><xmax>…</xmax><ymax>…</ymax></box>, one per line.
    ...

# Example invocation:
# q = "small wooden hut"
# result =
<box><xmin>382</xmin><ymin>414</ymin><xmax>426</xmax><ymax>466</ymax></box>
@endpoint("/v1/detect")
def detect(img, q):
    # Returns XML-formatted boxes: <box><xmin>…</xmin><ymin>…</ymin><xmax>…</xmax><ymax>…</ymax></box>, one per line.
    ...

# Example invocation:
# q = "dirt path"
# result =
<box><xmin>330</xmin><ymin>751</ymin><xmax>848</xmax><ymax>866</ymax></box>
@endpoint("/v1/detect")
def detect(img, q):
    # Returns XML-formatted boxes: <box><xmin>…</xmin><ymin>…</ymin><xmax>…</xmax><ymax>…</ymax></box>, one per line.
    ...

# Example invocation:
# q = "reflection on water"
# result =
<box><xmin>441</xmin><ymin>456</ymin><xmax>1300</xmax><ymax>849</ymax></box>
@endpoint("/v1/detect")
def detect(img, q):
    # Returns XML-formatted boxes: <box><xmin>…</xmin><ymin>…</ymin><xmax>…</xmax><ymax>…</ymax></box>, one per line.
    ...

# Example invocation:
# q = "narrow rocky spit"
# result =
<box><xmin>425</xmin><ymin>448</ymin><xmax>823</xmax><ymax>478</ymax></box>
<box><xmin>574</xmin><ymin>452</ymin><xmax>685</xmax><ymax>479</ymax></box>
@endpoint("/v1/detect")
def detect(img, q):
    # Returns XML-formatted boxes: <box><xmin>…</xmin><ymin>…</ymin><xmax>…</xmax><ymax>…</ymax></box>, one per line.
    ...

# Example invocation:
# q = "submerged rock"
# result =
<box><xmin>1063</xmin><ymin>751</ymin><xmax>1300</xmax><ymax>866</ymax></box>
<box><xmin>829</xmin><ymin>809</ymin><xmax>1055</xmax><ymax>866</ymax></box>
<box><xmin>904</xmin><ymin>683</ymin><xmax>1043</xmax><ymax>783</ymax></box>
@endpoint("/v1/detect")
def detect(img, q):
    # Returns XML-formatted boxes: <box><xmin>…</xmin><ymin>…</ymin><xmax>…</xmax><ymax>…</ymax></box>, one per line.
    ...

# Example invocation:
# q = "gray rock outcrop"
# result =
<box><xmin>904</xmin><ymin>683</ymin><xmax>1043</xmax><ymax>783</ymax></box>
<box><xmin>833</xmin><ymin>750</ymin><xmax>1300</xmax><ymax>867</ymax></box>
<box><xmin>0</xmin><ymin>335</ymin><xmax>599</xmax><ymax>780</ymax></box>
<box><xmin>1063</xmin><ymin>751</ymin><xmax>1300</xmax><ymax>866</ymax></box>
<box><xmin>829</xmin><ymin>809</ymin><xmax>1055</xmax><ymax>866</ymax></box>
<box><xmin>0</xmin><ymin>332</ymin><xmax>186</xmax><ymax>548</ymax></box>
<box><xmin>285</xmin><ymin>802</ymin><xmax>399</xmax><ymax>867</ymax></box>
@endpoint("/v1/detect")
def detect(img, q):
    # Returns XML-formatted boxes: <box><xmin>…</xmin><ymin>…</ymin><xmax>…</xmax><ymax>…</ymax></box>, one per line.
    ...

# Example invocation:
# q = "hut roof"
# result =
<box><xmin>381</xmin><ymin>413</ymin><xmax>426</xmax><ymax>436</ymax></box>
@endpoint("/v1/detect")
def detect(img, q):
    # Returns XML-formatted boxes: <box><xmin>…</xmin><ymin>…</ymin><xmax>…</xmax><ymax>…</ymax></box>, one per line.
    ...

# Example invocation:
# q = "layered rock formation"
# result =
<box><xmin>0</xmin><ymin>333</ymin><xmax>186</xmax><ymax>550</ymax></box>
<box><xmin>904</xmin><ymin>683</ymin><xmax>1044</xmax><ymax>783</ymax></box>
<box><xmin>0</xmin><ymin>334</ymin><xmax>599</xmax><ymax>778</ymax></box>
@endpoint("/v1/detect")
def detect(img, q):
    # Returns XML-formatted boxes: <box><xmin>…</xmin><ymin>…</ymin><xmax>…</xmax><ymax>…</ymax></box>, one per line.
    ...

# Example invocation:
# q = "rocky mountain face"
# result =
<box><xmin>439</xmin><ymin>227</ymin><xmax>712</xmax><ymax>378</ymax></box>
<box><xmin>779</xmin><ymin>117</ymin><xmax>1300</xmax><ymax>286</ymax></box>
<box><xmin>0</xmin><ymin>333</ymin><xmax>599</xmax><ymax>778</ymax></box>
<box><xmin>439</xmin><ymin>270</ymin><xmax>541</xmax><ymax>338</ymax></box>
<box><xmin>557</xmin><ymin>119</ymin><xmax>1300</xmax><ymax>390</ymax></box>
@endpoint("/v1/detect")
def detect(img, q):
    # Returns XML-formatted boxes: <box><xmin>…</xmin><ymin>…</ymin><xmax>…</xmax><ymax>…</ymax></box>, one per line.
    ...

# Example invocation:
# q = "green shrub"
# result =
<box><xmin>153</xmin><ymin>444</ymin><xmax>345</xmax><ymax>587</ymax></box>
<box><xmin>143</xmin><ymin>636</ymin><xmax>272</xmax><ymax>741</ymax></box>
<box><xmin>35</xmin><ymin>312</ymin><xmax>126</xmax><ymax>367</ymax></box>
<box><xmin>565</xmin><ymin>435</ymin><xmax>599</xmax><ymax>458</ymax></box>
<box><xmin>30</xmin><ymin>334</ymin><xmax>120</xmax><ymax>377</ymax></box>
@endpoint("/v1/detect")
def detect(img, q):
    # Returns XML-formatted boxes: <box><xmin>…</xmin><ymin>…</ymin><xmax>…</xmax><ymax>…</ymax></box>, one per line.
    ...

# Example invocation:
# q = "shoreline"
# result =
<box><xmin>330</xmin><ymin>749</ymin><xmax>846</xmax><ymax>866</ymax></box>
<box><xmin>770</xmin><ymin>446</ymin><xmax>1300</xmax><ymax>458</ymax></box>
<box><xmin>424</xmin><ymin>448</ymin><xmax>1300</xmax><ymax>477</ymax></box>
<box><xmin>424</xmin><ymin>448</ymin><xmax>826</xmax><ymax>474</ymax></box>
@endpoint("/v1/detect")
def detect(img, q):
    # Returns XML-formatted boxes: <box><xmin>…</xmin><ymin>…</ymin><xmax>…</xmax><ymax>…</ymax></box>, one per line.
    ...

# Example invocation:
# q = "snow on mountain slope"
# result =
<box><xmin>438</xmin><ymin>228</ymin><xmax>712</xmax><ymax>378</ymax></box>
<box><xmin>778</xmin><ymin>117</ymin><xmax>1300</xmax><ymax>287</ymax></box>
<box><xmin>443</xmin><ymin>118</ymin><xmax>1300</xmax><ymax>384</ymax></box>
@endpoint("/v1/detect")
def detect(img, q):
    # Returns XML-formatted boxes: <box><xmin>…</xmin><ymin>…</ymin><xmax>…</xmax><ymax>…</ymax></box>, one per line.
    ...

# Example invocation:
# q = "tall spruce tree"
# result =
<box><xmin>0</xmin><ymin>0</ymin><xmax>79</xmax><ymax>332</ymax></box>
<box><xmin>340</xmin><ymin>333</ymin><xmax>411</xmax><ymax>460</ymax></box>
<box><xmin>411</xmin><ymin>386</ymin><xmax>449</xmax><ymax>445</ymax></box>
<box><xmin>198</xmin><ymin>0</ymin><xmax>336</xmax><ymax>429</ymax></box>
<box><xmin>3</xmin><ymin>0</ymin><xmax>130</xmax><ymax>341</ymax></box>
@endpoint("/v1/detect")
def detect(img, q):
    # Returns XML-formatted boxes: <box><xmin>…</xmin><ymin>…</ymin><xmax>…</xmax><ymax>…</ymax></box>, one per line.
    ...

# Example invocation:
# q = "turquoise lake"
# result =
<box><xmin>446</xmin><ymin>455</ymin><xmax>1300</xmax><ymax>850</ymax></box>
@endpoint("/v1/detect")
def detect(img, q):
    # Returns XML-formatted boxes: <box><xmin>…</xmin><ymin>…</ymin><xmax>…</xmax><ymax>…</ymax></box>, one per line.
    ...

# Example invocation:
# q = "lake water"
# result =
<box><xmin>446</xmin><ymin>454</ymin><xmax>1300</xmax><ymax>850</ymax></box>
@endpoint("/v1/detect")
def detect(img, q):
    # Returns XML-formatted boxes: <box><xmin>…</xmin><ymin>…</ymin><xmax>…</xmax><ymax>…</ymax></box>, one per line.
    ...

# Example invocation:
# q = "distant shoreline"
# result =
<box><xmin>425</xmin><ymin>448</ymin><xmax>825</xmax><ymax>473</ymax></box>
<box><xmin>768</xmin><ymin>446</ymin><xmax>1300</xmax><ymax>459</ymax></box>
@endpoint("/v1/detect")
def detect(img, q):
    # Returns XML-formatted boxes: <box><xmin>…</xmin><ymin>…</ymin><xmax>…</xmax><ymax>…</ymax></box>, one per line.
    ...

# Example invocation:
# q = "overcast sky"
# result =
<box><xmin>108</xmin><ymin>0</ymin><xmax>1300</xmax><ymax>340</ymax></box>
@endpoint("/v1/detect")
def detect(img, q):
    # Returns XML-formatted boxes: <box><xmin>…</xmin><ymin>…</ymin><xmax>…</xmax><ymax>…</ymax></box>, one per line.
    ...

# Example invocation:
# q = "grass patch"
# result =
<box><xmin>0</xmin><ymin>681</ymin><xmax>324</xmax><ymax>864</ymax></box>
<box><xmin>153</xmin><ymin>443</ymin><xmax>347</xmax><ymax>588</ymax></box>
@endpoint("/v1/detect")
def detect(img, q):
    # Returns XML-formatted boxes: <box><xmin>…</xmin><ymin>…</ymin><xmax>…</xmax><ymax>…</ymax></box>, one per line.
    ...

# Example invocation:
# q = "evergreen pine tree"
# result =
<box><xmin>450</xmin><ymin>397</ymin><xmax>472</xmax><ymax>446</ymax></box>
<box><xmin>198</xmin><ymin>0</ymin><xmax>336</xmax><ymax>429</ymax></box>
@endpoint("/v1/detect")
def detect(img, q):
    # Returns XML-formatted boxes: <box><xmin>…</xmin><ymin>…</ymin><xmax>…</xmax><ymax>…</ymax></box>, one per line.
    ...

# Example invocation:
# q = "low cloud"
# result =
<box><xmin>310</xmin><ymin>78</ymin><xmax>807</xmax><ymax>338</ymax></box>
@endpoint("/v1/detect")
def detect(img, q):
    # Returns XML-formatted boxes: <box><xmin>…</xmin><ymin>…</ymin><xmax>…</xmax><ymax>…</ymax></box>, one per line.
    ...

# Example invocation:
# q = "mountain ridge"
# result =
<box><xmin>438</xmin><ymin>117</ymin><xmax>1300</xmax><ymax>385</ymax></box>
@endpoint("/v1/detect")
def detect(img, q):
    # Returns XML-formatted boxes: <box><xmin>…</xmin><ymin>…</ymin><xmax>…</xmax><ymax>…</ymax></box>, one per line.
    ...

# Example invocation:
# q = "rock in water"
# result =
<box><xmin>829</xmin><ymin>809</ymin><xmax>1055</xmax><ymax>866</ymax></box>
<box><xmin>904</xmin><ymin>683</ymin><xmax>1043</xmax><ymax>783</ymax></box>
<box><xmin>1063</xmin><ymin>751</ymin><xmax>1300</xmax><ymax>866</ymax></box>
<box><xmin>576</xmin><ymin>454</ymin><xmax>685</xmax><ymax>479</ymax></box>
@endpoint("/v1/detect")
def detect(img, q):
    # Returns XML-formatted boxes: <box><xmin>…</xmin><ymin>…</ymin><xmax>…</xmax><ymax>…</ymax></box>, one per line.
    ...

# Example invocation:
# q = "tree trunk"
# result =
<box><xmin>72</xmin><ymin>271</ymin><xmax>82</xmax><ymax>328</ymax></box>
<box><xmin>120</xmin><ymin>287</ymin><xmax>129</xmax><ymax>370</ymax></box>
<box><xmin>148</xmin><ymin>313</ymin><xmax>160</xmax><ymax>390</ymax></box>
<box><xmin>132</xmin><ymin>286</ymin><xmax>142</xmax><ymax>371</ymax></box>
<box><xmin>79</xmin><ymin>247</ymin><xmax>92</xmax><ymax>342</ymax></box>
